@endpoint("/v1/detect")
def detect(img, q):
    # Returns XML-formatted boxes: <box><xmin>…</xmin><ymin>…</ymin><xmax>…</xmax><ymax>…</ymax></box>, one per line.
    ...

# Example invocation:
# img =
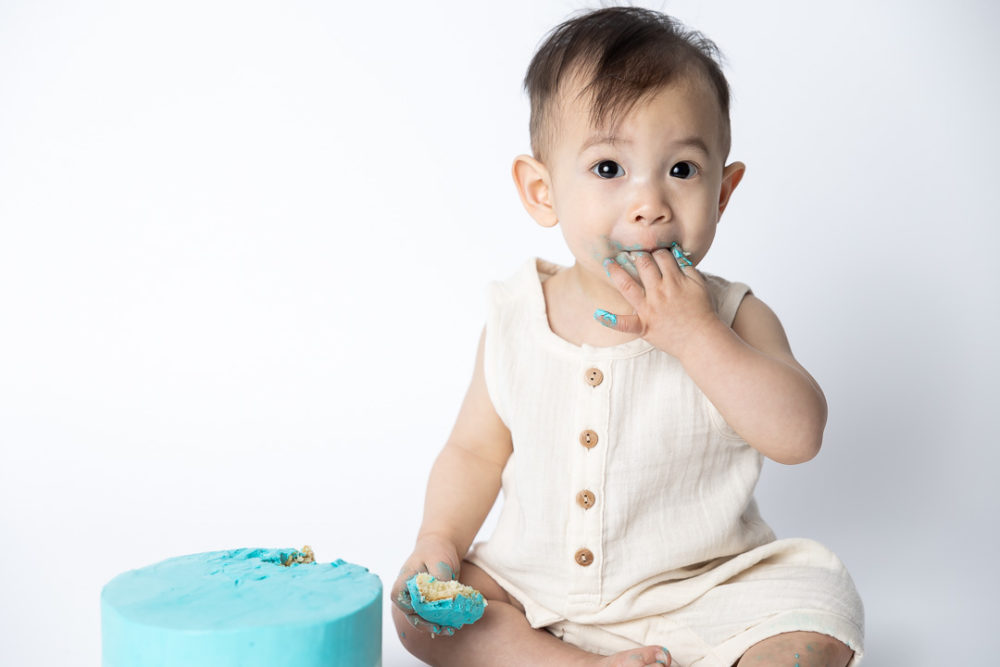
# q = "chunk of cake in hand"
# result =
<box><xmin>405</xmin><ymin>572</ymin><xmax>487</xmax><ymax>629</ymax></box>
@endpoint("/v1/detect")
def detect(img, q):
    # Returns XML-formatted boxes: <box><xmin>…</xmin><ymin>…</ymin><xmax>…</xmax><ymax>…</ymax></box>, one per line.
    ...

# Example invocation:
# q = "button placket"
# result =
<box><xmin>569</xmin><ymin>363</ymin><xmax>609</xmax><ymax>599</ymax></box>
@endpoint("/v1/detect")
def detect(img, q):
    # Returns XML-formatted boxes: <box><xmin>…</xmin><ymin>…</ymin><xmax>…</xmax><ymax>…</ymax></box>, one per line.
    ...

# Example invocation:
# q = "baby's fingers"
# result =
<box><xmin>403</xmin><ymin>613</ymin><xmax>456</xmax><ymax>638</ymax></box>
<box><xmin>394</xmin><ymin>580</ymin><xmax>443</xmax><ymax>635</ymax></box>
<box><xmin>394</xmin><ymin>585</ymin><xmax>414</xmax><ymax>613</ymax></box>
<box><xmin>594</xmin><ymin>309</ymin><xmax>643</xmax><ymax>335</ymax></box>
<box><xmin>392</xmin><ymin>564</ymin><xmax>427</xmax><ymax>612</ymax></box>
<box><xmin>432</xmin><ymin>560</ymin><xmax>459</xmax><ymax>581</ymax></box>
<box><xmin>604</xmin><ymin>258</ymin><xmax>646</xmax><ymax>307</ymax></box>
<box><xmin>393</xmin><ymin>557</ymin><xmax>462</xmax><ymax>619</ymax></box>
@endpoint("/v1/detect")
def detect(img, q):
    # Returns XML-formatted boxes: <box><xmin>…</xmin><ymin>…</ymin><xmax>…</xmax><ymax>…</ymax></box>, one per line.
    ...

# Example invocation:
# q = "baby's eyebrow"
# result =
<box><xmin>671</xmin><ymin>136</ymin><xmax>711</xmax><ymax>155</ymax></box>
<box><xmin>579</xmin><ymin>133</ymin><xmax>631</xmax><ymax>154</ymax></box>
<box><xmin>579</xmin><ymin>134</ymin><xmax>712</xmax><ymax>156</ymax></box>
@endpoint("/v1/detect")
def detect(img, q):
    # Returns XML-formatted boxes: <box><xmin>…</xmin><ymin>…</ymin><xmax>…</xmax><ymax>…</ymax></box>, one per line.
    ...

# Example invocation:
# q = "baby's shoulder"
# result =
<box><xmin>486</xmin><ymin>257</ymin><xmax>561</xmax><ymax>314</ymax></box>
<box><xmin>700</xmin><ymin>271</ymin><xmax>752</xmax><ymax>328</ymax></box>
<box><xmin>492</xmin><ymin>256</ymin><xmax>555</xmax><ymax>287</ymax></box>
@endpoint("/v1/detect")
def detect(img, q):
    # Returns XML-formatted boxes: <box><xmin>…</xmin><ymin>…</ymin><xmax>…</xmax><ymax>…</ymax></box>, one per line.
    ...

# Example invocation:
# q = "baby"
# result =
<box><xmin>393</xmin><ymin>7</ymin><xmax>864</xmax><ymax>667</ymax></box>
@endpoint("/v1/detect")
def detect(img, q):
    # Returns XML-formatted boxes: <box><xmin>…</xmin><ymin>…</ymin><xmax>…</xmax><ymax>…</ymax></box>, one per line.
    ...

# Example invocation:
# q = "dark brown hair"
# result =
<box><xmin>524</xmin><ymin>6</ymin><xmax>732</xmax><ymax>162</ymax></box>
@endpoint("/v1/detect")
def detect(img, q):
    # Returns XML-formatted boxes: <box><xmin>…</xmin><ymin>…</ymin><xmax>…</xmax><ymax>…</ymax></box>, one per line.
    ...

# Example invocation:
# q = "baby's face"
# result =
<box><xmin>542</xmin><ymin>73</ymin><xmax>740</xmax><ymax>280</ymax></box>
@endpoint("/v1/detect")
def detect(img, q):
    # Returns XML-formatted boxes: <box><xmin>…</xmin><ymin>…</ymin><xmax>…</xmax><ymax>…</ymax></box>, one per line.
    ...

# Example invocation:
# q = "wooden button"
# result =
<box><xmin>575</xmin><ymin>548</ymin><xmax>594</xmax><ymax>566</ymax></box>
<box><xmin>579</xmin><ymin>430</ymin><xmax>598</xmax><ymax>449</ymax></box>
<box><xmin>584</xmin><ymin>368</ymin><xmax>604</xmax><ymax>386</ymax></box>
<box><xmin>576</xmin><ymin>490</ymin><xmax>595</xmax><ymax>509</ymax></box>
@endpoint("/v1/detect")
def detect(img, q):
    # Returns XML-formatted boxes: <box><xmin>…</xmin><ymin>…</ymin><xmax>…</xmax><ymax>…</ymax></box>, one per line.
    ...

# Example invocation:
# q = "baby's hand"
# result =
<box><xmin>392</xmin><ymin>536</ymin><xmax>462</xmax><ymax>638</ymax></box>
<box><xmin>597</xmin><ymin>247</ymin><xmax>721</xmax><ymax>359</ymax></box>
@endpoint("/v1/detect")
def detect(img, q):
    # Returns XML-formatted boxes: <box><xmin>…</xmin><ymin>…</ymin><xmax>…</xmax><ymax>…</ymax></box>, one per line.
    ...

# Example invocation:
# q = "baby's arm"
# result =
<box><xmin>393</xmin><ymin>327</ymin><xmax>512</xmax><ymax>632</ymax></box>
<box><xmin>686</xmin><ymin>292</ymin><xmax>827</xmax><ymax>464</ymax></box>
<box><xmin>603</xmin><ymin>251</ymin><xmax>826</xmax><ymax>464</ymax></box>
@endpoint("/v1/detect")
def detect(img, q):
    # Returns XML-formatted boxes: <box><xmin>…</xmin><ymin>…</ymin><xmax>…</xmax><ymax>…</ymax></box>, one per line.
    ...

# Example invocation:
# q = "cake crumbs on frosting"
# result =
<box><xmin>413</xmin><ymin>572</ymin><xmax>484</xmax><ymax>602</ymax></box>
<box><xmin>281</xmin><ymin>545</ymin><xmax>315</xmax><ymax>566</ymax></box>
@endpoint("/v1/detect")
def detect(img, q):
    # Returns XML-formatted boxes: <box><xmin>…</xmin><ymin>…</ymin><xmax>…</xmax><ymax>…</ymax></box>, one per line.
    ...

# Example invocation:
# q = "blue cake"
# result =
<box><xmin>406</xmin><ymin>572</ymin><xmax>486</xmax><ymax>629</ymax></box>
<box><xmin>101</xmin><ymin>547</ymin><xmax>382</xmax><ymax>667</ymax></box>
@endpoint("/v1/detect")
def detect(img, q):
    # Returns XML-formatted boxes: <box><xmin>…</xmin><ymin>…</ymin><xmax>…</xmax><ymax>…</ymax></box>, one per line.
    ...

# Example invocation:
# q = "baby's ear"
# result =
<box><xmin>512</xmin><ymin>154</ymin><xmax>558</xmax><ymax>228</ymax></box>
<box><xmin>718</xmin><ymin>161</ymin><xmax>746</xmax><ymax>220</ymax></box>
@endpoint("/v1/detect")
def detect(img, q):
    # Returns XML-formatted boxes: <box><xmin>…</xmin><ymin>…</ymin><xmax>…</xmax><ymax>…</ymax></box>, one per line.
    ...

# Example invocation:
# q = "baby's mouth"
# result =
<box><xmin>611</xmin><ymin>243</ymin><xmax>692</xmax><ymax>283</ymax></box>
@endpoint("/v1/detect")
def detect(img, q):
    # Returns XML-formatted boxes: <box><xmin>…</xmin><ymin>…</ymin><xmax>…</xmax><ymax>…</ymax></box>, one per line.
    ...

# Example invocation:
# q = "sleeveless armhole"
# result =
<box><xmin>705</xmin><ymin>273</ymin><xmax>752</xmax><ymax>327</ymax></box>
<box><xmin>482</xmin><ymin>280</ymin><xmax>510</xmax><ymax>429</ymax></box>
<box><xmin>703</xmin><ymin>273</ymin><xmax>754</xmax><ymax>440</ymax></box>
<box><xmin>482</xmin><ymin>259</ymin><xmax>545</xmax><ymax>429</ymax></box>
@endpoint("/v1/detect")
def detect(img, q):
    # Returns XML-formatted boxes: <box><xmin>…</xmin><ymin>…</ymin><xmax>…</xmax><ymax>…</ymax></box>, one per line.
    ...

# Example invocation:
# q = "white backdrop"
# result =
<box><xmin>2</xmin><ymin>1</ymin><xmax>998</xmax><ymax>665</ymax></box>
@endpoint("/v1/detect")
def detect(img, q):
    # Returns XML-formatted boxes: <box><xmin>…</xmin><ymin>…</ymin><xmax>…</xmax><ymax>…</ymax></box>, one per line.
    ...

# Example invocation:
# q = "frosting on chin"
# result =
<box><xmin>101</xmin><ymin>548</ymin><xmax>382</xmax><ymax>667</ymax></box>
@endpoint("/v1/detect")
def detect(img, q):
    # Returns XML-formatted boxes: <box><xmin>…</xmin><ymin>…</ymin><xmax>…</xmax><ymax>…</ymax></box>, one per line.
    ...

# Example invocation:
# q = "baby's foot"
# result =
<box><xmin>593</xmin><ymin>646</ymin><xmax>671</xmax><ymax>667</ymax></box>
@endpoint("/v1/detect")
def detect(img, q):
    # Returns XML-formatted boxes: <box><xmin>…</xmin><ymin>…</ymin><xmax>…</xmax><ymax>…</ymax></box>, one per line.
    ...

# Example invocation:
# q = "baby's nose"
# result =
<box><xmin>628</xmin><ymin>182</ymin><xmax>672</xmax><ymax>225</ymax></box>
<box><xmin>630</xmin><ymin>201</ymin><xmax>672</xmax><ymax>225</ymax></box>
<box><xmin>631</xmin><ymin>208</ymin><xmax>670</xmax><ymax>225</ymax></box>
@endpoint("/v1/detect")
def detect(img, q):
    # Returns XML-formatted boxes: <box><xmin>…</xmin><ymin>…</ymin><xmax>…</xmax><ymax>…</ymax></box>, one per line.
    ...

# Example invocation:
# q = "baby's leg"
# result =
<box><xmin>736</xmin><ymin>631</ymin><xmax>853</xmax><ymax>667</ymax></box>
<box><xmin>393</xmin><ymin>561</ymin><xmax>671</xmax><ymax>667</ymax></box>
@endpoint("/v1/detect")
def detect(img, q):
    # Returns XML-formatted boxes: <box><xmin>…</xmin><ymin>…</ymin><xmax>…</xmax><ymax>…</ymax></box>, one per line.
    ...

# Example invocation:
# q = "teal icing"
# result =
<box><xmin>594</xmin><ymin>309</ymin><xmax>617</xmax><ymax>327</ymax></box>
<box><xmin>671</xmin><ymin>242</ymin><xmax>693</xmax><ymax>267</ymax></box>
<box><xmin>101</xmin><ymin>548</ymin><xmax>382</xmax><ymax>667</ymax></box>
<box><xmin>405</xmin><ymin>574</ymin><xmax>485</xmax><ymax>629</ymax></box>
<box><xmin>602</xmin><ymin>238</ymin><xmax>698</xmax><ymax>281</ymax></box>
<box><xmin>614</xmin><ymin>252</ymin><xmax>640</xmax><ymax>281</ymax></box>
<box><xmin>437</xmin><ymin>561</ymin><xmax>456</xmax><ymax>580</ymax></box>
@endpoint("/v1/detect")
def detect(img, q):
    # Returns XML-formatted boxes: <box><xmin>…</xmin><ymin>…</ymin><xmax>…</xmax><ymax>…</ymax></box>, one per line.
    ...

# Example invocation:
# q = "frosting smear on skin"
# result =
<box><xmin>101</xmin><ymin>547</ymin><xmax>382</xmax><ymax>667</ymax></box>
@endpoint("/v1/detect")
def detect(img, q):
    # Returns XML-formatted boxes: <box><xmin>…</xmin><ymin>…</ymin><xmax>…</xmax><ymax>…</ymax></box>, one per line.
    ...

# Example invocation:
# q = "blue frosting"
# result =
<box><xmin>101</xmin><ymin>548</ymin><xmax>381</xmax><ymax>667</ymax></box>
<box><xmin>406</xmin><ymin>574</ymin><xmax>485</xmax><ymax>629</ymax></box>
<box><xmin>594</xmin><ymin>309</ymin><xmax>618</xmax><ymax>327</ymax></box>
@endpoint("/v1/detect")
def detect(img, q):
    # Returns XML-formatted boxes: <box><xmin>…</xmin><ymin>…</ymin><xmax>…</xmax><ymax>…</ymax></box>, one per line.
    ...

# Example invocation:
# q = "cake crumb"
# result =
<box><xmin>281</xmin><ymin>545</ymin><xmax>315</xmax><ymax>566</ymax></box>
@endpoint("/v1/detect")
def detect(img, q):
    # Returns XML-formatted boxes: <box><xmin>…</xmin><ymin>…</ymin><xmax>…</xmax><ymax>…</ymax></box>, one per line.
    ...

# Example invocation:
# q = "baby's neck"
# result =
<box><xmin>541</xmin><ymin>263</ymin><xmax>641</xmax><ymax>348</ymax></box>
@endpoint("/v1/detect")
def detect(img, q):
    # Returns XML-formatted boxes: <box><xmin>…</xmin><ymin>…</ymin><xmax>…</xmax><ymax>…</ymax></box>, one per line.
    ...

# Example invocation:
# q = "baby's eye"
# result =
<box><xmin>670</xmin><ymin>162</ymin><xmax>698</xmax><ymax>179</ymax></box>
<box><xmin>592</xmin><ymin>160</ymin><xmax>625</xmax><ymax>179</ymax></box>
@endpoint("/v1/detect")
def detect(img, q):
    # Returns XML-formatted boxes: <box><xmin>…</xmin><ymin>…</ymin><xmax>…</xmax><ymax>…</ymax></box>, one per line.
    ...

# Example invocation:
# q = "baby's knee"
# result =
<box><xmin>739</xmin><ymin>631</ymin><xmax>853</xmax><ymax>667</ymax></box>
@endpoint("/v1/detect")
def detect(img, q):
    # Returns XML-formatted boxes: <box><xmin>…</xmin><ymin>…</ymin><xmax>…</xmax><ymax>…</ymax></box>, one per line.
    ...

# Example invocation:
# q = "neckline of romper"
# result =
<box><xmin>524</xmin><ymin>257</ymin><xmax>657</xmax><ymax>361</ymax></box>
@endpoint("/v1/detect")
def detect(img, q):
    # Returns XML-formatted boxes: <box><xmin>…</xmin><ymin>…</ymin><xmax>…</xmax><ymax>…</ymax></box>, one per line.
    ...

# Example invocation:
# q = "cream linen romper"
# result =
<box><xmin>467</xmin><ymin>258</ymin><xmax>865</xmax><ymax>666</ymax></box>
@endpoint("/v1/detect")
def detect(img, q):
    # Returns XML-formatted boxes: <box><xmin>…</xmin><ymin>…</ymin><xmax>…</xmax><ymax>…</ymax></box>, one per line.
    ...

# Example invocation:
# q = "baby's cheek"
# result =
<box><xmin>587</xmin><ymin>237</ymin><xmax>622</xmax><ymax>265</ymax></box>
